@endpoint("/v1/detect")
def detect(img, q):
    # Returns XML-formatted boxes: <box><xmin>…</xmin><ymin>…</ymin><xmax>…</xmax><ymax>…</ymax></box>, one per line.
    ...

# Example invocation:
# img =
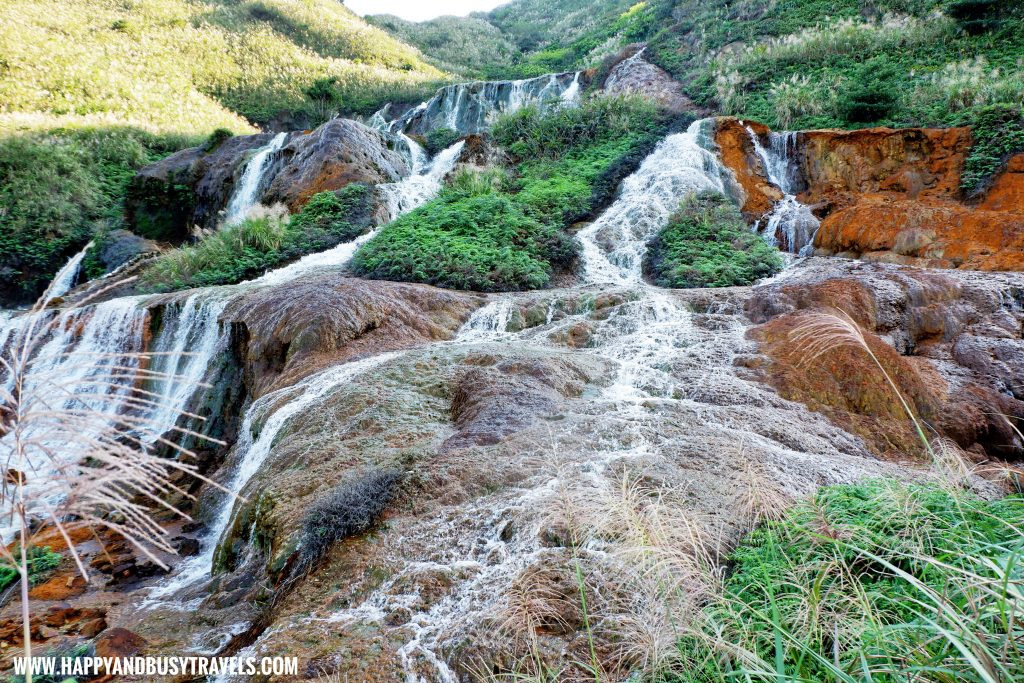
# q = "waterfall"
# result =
<box><xmin>223</xmin><ymin>132</ymin><xmax>288</xmax><ymax>226</ymax></box>
<box><xmin>150</xmin><ymin>351</ymin><xmax>401</xmax><ymax>603</ymax></box>
<box><xmin>379</xmin><ymin>71</ymin><xmax>582</xmax><ymax>136</ymax></box>
<box><xmin>46</xmin><ymin>242</ymin><xmax>92</xmax><ymax>301</ymax></box>
<box><xmin>376</xmin><ymin>139</ymin><xmax>465</xmax><ymax>222</ymax></box>
<box><xmin>745</xmin><ymin>126</ymin><xmax>820</xmax><ymax>254</ymax></box>
<box><xmin>577</xmin><ymin>119</ymin><xmax>730</xmax><ymax>286</ymax></box>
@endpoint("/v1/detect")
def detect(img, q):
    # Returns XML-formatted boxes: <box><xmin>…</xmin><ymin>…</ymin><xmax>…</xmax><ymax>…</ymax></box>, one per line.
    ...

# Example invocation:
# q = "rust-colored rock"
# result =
<box><xmin>28</xmin><ymin>575</ymin><xmax>87</xmax><ymax>601</ymax></box>
<box><xmin>716</xmin><ymin>117</ymin><xmax>1024</xmax><ymax>271</ymax></box>
<box><xmin>814</xmin><ymin>196</ymin><xmax>1024</xmax><ymax>271</ymax></box>
<box><xmin>714</xmin><ymin>118</ymin><xmax>780</xmax><ymax>218</ymax></box>
<box><xmin>748</xmin><ymin>260</ymin><xmax>1024</xmax><ymax>460</ymax></box>
<box><xmin>94</xmin><ymin>627</ymin><xmax>149</xmax><ymax>658</ymax></box>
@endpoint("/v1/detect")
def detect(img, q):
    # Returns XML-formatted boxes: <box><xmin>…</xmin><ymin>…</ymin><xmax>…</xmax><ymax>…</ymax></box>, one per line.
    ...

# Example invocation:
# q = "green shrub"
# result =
<box><xmin>959</xmin><ymin>105</ymin><xmax>1024</xmax><ymax>196</ymax></box>
<box><xmin>839</xmin><ymin>55</ymin><xmax>901</xmax><ymax>124</ymax></box>
<box><xmin>0</xmin><ymin>127</ymin><xmax>186</xmax><ymax>305</ymax></box>
<box><xmin>423</xmin><ymin>127</ymin><xmax>461</xmax><ymax>155</ymax></box>
<box><xmin>0</xmin><ymin>546</ymin><xmax>62</xmax><ymax>591</ymax></box>
<box><xmin>140</xmin><ymin>184</ymin><xmax>373</xmax><ymax>292</ymax></box>
<box><xmin>669</xmin><ymin>480</ymin><xmax>1024</xmax><ymax>682</ymax></box>
<box><xmin>352</xmin><ymin>190</ymin><xmax>570</xmax><ymax>291</ymax></box>
<box><xmin>645</xmin><ymin>192</ymin><xmax>783</xmax><ymax>288</ymax></box>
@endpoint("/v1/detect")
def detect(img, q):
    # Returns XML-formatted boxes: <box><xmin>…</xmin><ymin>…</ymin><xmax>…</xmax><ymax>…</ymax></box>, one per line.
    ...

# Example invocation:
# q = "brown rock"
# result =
<box><xmin>29</xmin><ymin>575</ymin><xmax>87</xmax><ymax>601</ymax></box>
<box><xmin>224</xmin><ymin>276</ymin><xmax>481</xmax><ymax>397</ymax></box>
<box><xmin>263</xmin><ymin>119</ymin><xmax>408</xmax><ymax>212</ymax></box>
<box><xmin>602</xmin><ymin>47</ymin><xmax>698</xmax><ymax>113</ymax></box>
<box><xmin>715</xmin><ymin>118</ymin><xmax>783</xmax><ymax>218</ymax></box>
<box><xmin>94</xmin><ymin>627</ymin><xmax>149</xmax><ymax>658</ymax></box>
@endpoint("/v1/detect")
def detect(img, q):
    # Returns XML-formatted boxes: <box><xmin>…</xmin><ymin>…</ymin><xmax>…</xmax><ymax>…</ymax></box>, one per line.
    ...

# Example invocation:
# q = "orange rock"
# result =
<box><xmin>714</xmin><ymin>118</ymin><xmax>781</xmax><ymax>217</ymax></box>
<box><xmin>28</xmin><ymin>575</ymin><xmax>87</xmax><ymax>601</ymax></box>
<box><xmin>814</xmin><ymin>196</ymin><xmax>1024</xmax><ymax>271</ymax></box>
<box><xmin>979</xmin><ymin>152</ymin><xmax>1024</xmax><ymax>212</ymax></box>
<box><xmin>716</xmin><ymin>117</ymin><xmax>1024</xmax><ymax>272</ymax></box>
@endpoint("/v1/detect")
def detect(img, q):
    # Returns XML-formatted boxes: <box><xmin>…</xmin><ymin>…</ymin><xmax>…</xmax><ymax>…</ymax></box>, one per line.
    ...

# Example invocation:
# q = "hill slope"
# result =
<box><xmin>0</xmin><ymin>0</ymin><xmax>448</xmax><ymax>304</ymax></box>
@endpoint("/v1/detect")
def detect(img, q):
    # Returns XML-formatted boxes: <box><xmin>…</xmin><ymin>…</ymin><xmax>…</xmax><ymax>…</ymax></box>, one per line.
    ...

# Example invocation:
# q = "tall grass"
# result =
<box><xmin>0</xmin><ymin>281</ymin><xmax>225</xmax><ymax>681</ymax></box>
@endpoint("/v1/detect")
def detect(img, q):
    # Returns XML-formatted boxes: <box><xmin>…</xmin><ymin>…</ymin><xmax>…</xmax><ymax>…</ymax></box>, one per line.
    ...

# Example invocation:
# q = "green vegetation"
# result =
<box><xmin>669</xmin><ymin>479</ymin><xmax>1024</xmax><ymax>682</ymax></box>
<box><xmin>354</xmin><ymin>96</ymin><xmax>678</xmax><ymax>292</ymax></box>
<box><xmin>959</xmin><ymin>106</ymin><xmax>1024</xmax><ymax>196</ymax></box>
<box><xmin>646</xmin><ymin>192</ymin><xmax>783</xmax><ymax>288</ymax></box>
<box><xmin>139</xmin><ymin>184</ymin><xmax>373</xmax><ymax>292</ymax></box>
<box><xmin>0</xmin><ymin>546</ymin><xmax>61</xmax><ymax>592</ymax></box>
<box><xmin>0</xmin><ymin>127</ymin><xmax>189</xmax><ymax>304</ymax></box>
<box><xmin>367</xmin><ymin>14</ymin><xmax>520</xmax><ymax>78</ymax></box>
<box><xmin>0</xmin><ymin>0</ymin><xmax>448</xmax><ymax>302</ymax></box>
<box><xmin>422</xmin><ymin>127</ymin><xmax>462</xmax><ymax>155</ymax></box>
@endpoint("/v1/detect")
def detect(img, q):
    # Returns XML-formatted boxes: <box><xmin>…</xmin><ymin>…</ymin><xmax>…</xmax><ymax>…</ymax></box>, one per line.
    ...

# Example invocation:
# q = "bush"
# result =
<box><xmin>292</xmin><ymin>468</ymin><xmax>404</xmax><ymax>578</ymax></box>
<box><xmin>352</xmin><ymin>191</ymin><xmax>568</xmax><ymax>291</ymax></box>
<box><xmin>670</xmin><ymin>480</ymin><xmax>1024</xmax><ymax>682</ymax></box>
<box><xmin>645</xmin><ymin>192</ymin><xmax>783</xmax><ymax>288</ymax></box>
<box><xmin>140</xmin><ymin>184</ymin><xmax>373</xmax><ymax>291</ymax></box>
<box><xmin>959</xmin><ymin>105</ymin><xmax>1024</xmax><ymax>196</ymax></box>
<box><xmin>838</xmin><ymin>55</ymin><xmax>901</xmax><ymax>124</ymax></box>
<box><xmin>0</xmin><ymin>127</ymin><xmax>185</xmax><ymax>305</ymax></box>
<box><xmin>423</xmin><ymin>127</ymin><xmax>461</xmax><ymax>155</ymax></box>
<box><xmin>0</xmin><ymin>546</ymin><xmax>62</xmax><ymax>592</ymax></box>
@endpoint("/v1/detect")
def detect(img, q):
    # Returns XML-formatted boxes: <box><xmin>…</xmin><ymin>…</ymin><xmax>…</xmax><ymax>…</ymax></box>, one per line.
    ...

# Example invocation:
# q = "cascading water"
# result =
<box><xmin>745</xmin><ymin>126</ymin><xmax>820</xmax><ymax>254</ymax></box>
<box><xmin>577</xmin><ymin>119</ymin><xmax>730</xmax><ymax>286</ymax></box>
<box><xmin>46</xmin><ymin>242</ymin><xmax>92</xmax><ymax>301</ymax></box>
<box><xmin>377</xmin><ymin>71</ymin><xmax>582</xmax><ymax>136</ymax></box>
<box><xmin>223</xmin><ymin>132</ymin><xmax>288</xmax><ymax>226</ymax></box>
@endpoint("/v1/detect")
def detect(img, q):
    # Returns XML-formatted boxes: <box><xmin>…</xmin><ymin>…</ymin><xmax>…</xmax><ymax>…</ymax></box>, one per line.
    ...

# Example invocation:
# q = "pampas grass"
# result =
<box><xmin>0</xmin><ymin>280</ymin><xmax>224</xmax><ymax>681</ymax></box>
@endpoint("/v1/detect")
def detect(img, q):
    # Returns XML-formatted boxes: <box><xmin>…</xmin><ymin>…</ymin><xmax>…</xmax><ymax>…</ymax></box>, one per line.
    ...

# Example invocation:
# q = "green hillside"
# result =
<box><xmin>0</xmin><ymin>0</ymin><xmax>448</xmax><ymax>304</ymax></box>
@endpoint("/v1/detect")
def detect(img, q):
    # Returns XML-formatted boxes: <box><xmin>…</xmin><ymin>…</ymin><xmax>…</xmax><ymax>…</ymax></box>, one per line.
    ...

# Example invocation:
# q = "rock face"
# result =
<box><xmin>748</xmin><ymin>258</ymin><xmax>1024</xmax><ymax>460</ymax></box>
<box><xmin>126</xmin><ymin>133</ymin><xmax>276</xmax><ymax>242</ymax></box>
<box><xmin>125</xmin><ymin>120</ymin><xmax>407</xmax><ymax>239</ymax></box>
<box><xmin>602</xmin><ymin>47</ymin><xmax>698</xmax><ymax>113</ymax></box>
<box><xmin>262</xmin><ymin>119</ymin><xmax>408</xmax><ymax>212</ymax></box>
<box><xmin>715</xmin><ymin>117</ymin><xmax>1024</xmax><ymax>270</ymax></box>
<box><xmin>223</xmin><ymin>275</ymin><xmax>480</xmax><ymax>398</ymax></box>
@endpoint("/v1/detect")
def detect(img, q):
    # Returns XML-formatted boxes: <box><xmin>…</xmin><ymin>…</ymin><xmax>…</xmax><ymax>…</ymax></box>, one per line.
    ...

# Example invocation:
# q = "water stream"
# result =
<box><xmin>223</xmin><ymin>132</ymin><xmax>289</xmax><ymax>226</ymax></box>
<box><xmin>745</xmin><ymin>126</ymin><xmax>820</xmax><ymax>254</ymax></box>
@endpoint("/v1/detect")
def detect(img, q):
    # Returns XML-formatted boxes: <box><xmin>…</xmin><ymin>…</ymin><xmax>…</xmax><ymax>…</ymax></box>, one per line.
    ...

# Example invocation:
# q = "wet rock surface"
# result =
<box><xmin>262</xmin><ymin>119</ymin><xmax>408</xmax><ymax>212</ymax></box>
<box><xmin>715</xmin><ymin>117</ymin><xmax>1024</xmax><ymax>270</ymax></box>
<box><xmin>749</xmin><ymin>258</ymin><xmax>1024</xmax><ymax>459</ymax></box>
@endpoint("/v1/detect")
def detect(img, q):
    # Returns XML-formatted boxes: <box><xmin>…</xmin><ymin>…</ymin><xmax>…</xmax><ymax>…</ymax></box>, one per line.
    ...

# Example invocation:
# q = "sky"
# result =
<box><xmin>345</xmin><ymin>0</ymin><xmax>508</xmax><ymax>22</ymax></box>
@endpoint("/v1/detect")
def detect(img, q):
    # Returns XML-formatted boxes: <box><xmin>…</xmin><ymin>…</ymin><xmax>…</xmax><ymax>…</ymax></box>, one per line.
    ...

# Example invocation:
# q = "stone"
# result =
<box><xmin>94</xmin><ymin>627</ymin><xmax>149</xmax><ymax>658</ymax></box>
<box><xmin>263</xmin><ymin>119</ymin><xmax>408</xmax><ymax>212</ymax></box>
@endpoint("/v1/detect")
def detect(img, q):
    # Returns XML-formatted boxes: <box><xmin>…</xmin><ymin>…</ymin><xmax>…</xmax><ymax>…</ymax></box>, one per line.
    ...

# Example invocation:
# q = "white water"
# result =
<box><xmin>577</xmin><ymin>120</ymin><xmax>729</xmax><ymax>286</ymax></box>
<box><xmin>46</xmin><ymin>242</ymin><xmax>92</xmax><ymax>301</ymax></box>
<box><xmin>223</xmin><ymin>132</ymin><xmax>288</xmax><ymax>226</ymax></box>
<box><xmin>745</xmin><ymin>126</ymin><xmax>820</xmax><ymax>254</ymax></box>
<box><xmin>376</xmin><ymin>139</ymin><xmax>466</xmax><ymax>222</ymax></box>
<box><xmin>150</xmin><ymin>352</ymin><xmax>401</xmax><ymax>602</ymax></box>
<box><xmin>379</xmin><ymin>72</ymin><xmax>582</xmax><ymax>136</ymax></box>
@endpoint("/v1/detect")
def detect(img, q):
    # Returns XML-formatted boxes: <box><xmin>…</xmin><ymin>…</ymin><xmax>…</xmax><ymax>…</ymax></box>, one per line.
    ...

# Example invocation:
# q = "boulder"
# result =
<box><xmin>126</xmin><ymin>133</ymin><xmax>275</xmax><ymax>242</ymax></box>
<box><xmin>263</xmin><ymin>119</ymin><xmax>408</xmax><ymax>212</ymax></box>
<box><xmin>94</xmin><ymin>627</ymin><xmax>149</xmax><ymax>658</ymax></box>
<box><xmin>602</xmin><ymin>47</ymin><xmax>697</xmax><ymax>113</ymax></box>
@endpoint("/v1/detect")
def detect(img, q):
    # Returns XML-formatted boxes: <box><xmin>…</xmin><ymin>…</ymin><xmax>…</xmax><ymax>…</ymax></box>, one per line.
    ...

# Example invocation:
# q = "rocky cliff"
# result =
<box><xmin>716</xmin><ymin>117</ymin><xmax>1024</xmax><ymax>270</ymax></box>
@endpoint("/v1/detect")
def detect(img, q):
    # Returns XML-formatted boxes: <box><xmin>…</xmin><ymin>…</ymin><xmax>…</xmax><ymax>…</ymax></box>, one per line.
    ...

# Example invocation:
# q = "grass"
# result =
<box><xmin>0</xmin><ymin>0</ymin><xmax>450</xmax><ymax>303</ymax></box>
<box><xmin>666</xmin><ymin>479</ymin><xmax>1024</xmax><ymax>683</ymax></box>
<box><xmin>0</xmin><ymin>547</ymin><xmax>61</xmax><ymax>592</ymax></box>
<box><xmin>139</xmin><ymin>184</ymin><xmax>374</xmax><ymax>292</ymax></box>
<box><xmin>645</xmin><ymin>192</ymin><xmax>784</xmax><ymax>288</ymax></box>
